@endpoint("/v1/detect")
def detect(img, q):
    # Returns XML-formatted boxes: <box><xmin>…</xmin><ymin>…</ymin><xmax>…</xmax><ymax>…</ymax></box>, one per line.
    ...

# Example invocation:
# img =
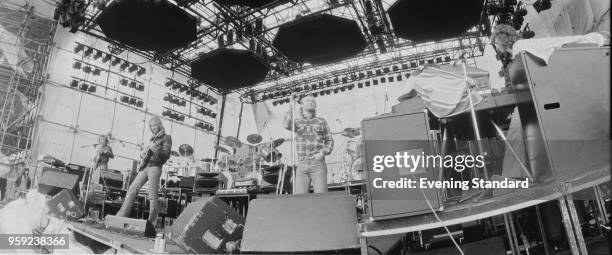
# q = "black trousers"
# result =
<box><xmin>0</xmin><ymin>177</ymin><xmax>6</xmax><ymax>201</ymax></box>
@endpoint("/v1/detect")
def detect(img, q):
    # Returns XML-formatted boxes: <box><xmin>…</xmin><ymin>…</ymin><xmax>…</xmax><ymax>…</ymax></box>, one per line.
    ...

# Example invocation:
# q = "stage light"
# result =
<box><xmin>333</xmin><ymin>77</ymin><xmax>339</xmax><ymax>84</ymax></box>
<box><xmin>210</xmin><ymin>112</ymin><xmax>217</xmax><ymax>118</ymax></box>
<box><xmin>249</xmin><ymin>38</ymin><xmax>256</xmax><ymax>51</ymax></box>
<box><xmin>120</xmin><ymin>61</ymin><xmax>130</xmax><ymax>71</ymax></box>
<box><xmin>84</xmin><ymin>47</ymin><xmax>93</xmax><ymax>57</ymax></box>
<box><xmin>94</xmin><ymin>50</ymin><xmax>103</xmax><ymax>60</ymax></box>
<box><xmin>128</xmin><ymin>64</ymin><xmax>138</xmax><ymax>73</ymax></box>
<box><xmin>120</xmin><ymin>79</ymin><xmax>128</xmax><ymax>86</ymax></box>
<box><xmin>74</xmin><ymin>44</ymin><xmax>84</xmax><ymax>53</ymax></box>
<box><xmin>254</xmin><ymin>18</ymin><xmax>264</xmax><ymax>34</ymax></box>
<box><xmin>172</xmin><ymin>82</ymin><xmax>182</xmax><ymax>90</ymax></box>
<box><xmin>319</xmin><ymin>91</ymin><xmax>325</xmax><ymax>96</ymax></box>
<box><xmin>92</xmin><ymin>68</ymin><xmax>101</xmax><ymax>76</ymax></box>
<box><xmin>79</xmin><ymin>83</ymin><xmax>88</xmax><ymax>91</ymax></box>
<box><xmin>373</xmin><ymin>79</ymin><xmax>379</xmax><ymax>85</ymax></box>
<box><xmin>165</xmin><ymin>80</ymin><xmax>174</xmax><ymax>87</ymax></box>
<box><xmin>129</xmin><ymin>81</ymin><xmax>137</xmax><ymax>88</ymax></box>
<box><xmin>350</xmin><ymin>74</ymin><xmax>357</xmax><ymax>81</ymax></box>
<box><xmin>102</xmin><ymin>53</ymin><xmax>112</xmax><ymax>63</ymax></box>
<box><xmin>359</xmin><ymin>72</ymin><xmax>365</xmax><ymax>79</ymax></box>
<box><xmin>136</xmin><ymin>67</ymin><xmax>146</xmax><ymax>76</ymax></box>
<box><xmin>397</xmin><ymin>74</ymin><xmax>402</xmax><ymax>81</ymax></box>
<box><xmin>72</xmin><ymin>61</ymin><xmax>82</xmax><ymax>69</ymax></box>
<box><xmin>210</xmin><ymin>98</ymin><xmax>218</xmax><ymax>105</ymax></box>
<box><xmin>427</xmin><ymin>59</ymin><xmax>434</xmax><ymax>64</ymax></box>
<box><xmin>121</xmin><ymin>96</ymin><xmax>129</xmax><ymax>103</ymax></box>
<box><xmin>348</xmin><ymin>84</ymin><xmax>354</xmax><ymax>90</ymax></box>
<box><xmin>137</xmin><ymin>84</ymin><xmax>145</xmax><ymax>91</ymax></box>
<box><xmin>401</xmin><ymin>63</ymin><xmax>409</xmax><ymax>70</ymax></box>
<box><xmin>339</xmin><ymin>86</ymin><xmax>346</xmax><ymax>92</ymax></box>
<box><xmin>303</xmin><ymin>84</ymin><xmax>310</xmax><ymax>90</ymax></box>
<box><xmin>383</xmin><ymin>67</ymin><xmax>390</xmax><ymax>73</ymax></box>
<box><xmin>217</xmin><ymin>35</ymin><xmax>225</xmax><ymax>48</ymax></box>
<box><xmin>70</xmin><ymin>79</ymin><xmax>79</xmax><ymax>88</ymax></box>
<box><xmin>392</xmin><ymin>66</ymin><xmax>399</xmax><ymax>72</ymax></box>
<box><xmin>82</xmin><ymin>65</ymin><xmax>92</xmax><ymax>73</ymax></box>
<box><xmin>367</xmin><ymin>70</ymin><xmax>373</xmax><ymax>77</ymax></box>
<box><xmin>357</xmin><ymin>83</ymin><xmax>363</xmax><ymax>88</ymax></box>
<box><xmin>380</xmin><ymin>77</ymin><xmax>386</xmax><ymax>83</ymax></box>
<box><xmin>411</xmin><ymin>61</ymin><xmax>418</xmax><ymax>68</ymax></box>
<box><xmin>533</xmin><ymin>0</ymin><xmax>551</xmax><ymax>13</ymax></box>
<box><xmin>419</xmin><ymin>60</ymin><xmax>425</xmax><ymax>65</ymax></box>
<box><xmin>111</xmin><ymin>57</ymin><xmax>121</xmax><ymax>66</ymax></box>
<box><xmin>365</xmin><ymin>81</ymin><xmax>371</xmax><ymax>87</ymax></box>
<box><xmin>376</xmin><ymin>38</ymin><xmax>386</xmax><ymax>53</ymax></box>
<box><xmin>88</xmin><ymin>85</ymin><xmax>96</xmax><ymax>93</ymax></box>
<box><xmin>341</xmin><ymin>77</ymin><xmax>348</xmax><ymax>83</ymax></box>
<box><xmin>136</xmin><ymin>100</ymin><xmax>144</xmax><ymax>108</ymax></box>
<box><xmin>444</xmin><ymin>56</ymin><xmax>451</xmax><ymax>62</ymax></box>
<box><xmin>405</xmin><ymin>73</ymin><xmax>411</xmax><ymax>78</ymax></box>
<box><xmin>388</xmin><ymin>76</ymin><xmax>394</xmax><ymax>82</ymax></box>
<box><xmin>326</xmin><ymin>80</ymin><xmax>332</xmax><ymax>86</ymax></box>
<box><xmin>179</xmin><ymin>85</ymin><xmax>188</xmax><ymax>92</ymax></box>
<box><xmin>376</xmin><ymin>69</ymin><xmax>382</xmax><ymax>75</ymax></box>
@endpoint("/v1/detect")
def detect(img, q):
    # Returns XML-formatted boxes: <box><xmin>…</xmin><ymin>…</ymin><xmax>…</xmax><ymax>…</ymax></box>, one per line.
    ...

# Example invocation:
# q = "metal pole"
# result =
<box><xmin>214</xmin><ymin>94</ymin><xmax>227</xmax><ymax>159</ymax></box>
<box><xmin>290</xmin><ymin>96</ymin><xmax>296</xmax><ymax>194</ymax></box>
<box><xmin>460</xmin><ymin>55</ymin><xmax>488</xmax><ymax>180</ymax></box>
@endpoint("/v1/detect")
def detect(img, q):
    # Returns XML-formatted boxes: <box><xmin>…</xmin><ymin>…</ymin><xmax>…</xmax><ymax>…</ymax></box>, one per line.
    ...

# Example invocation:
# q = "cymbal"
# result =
<box><xmin>272</xmin><ymin>138</ymin><xmax>285</xmax><ymax>147</ymax></box>
<box><xmin>178</xmin><ymin>144</ymin><xmax>194</xmax><ymax>157</ymax></box>
<box><xmin>215</xmin><ymin>145</ymin><xmax>230</xmax><ymax>154</ymax></box>
<box><xmin>246</xmin><ymin>134</ymin><xmax>263</xmax><ymax>144</ymax></box>
<box><xmin>223</xmin><ymin>136</ymin><xmax>242</xmax><ymax>148</ymax></box>
<box><xmin>342</xmin><ymin>128</ymin><xmax>361</xmax><ymax>138</ymax></box>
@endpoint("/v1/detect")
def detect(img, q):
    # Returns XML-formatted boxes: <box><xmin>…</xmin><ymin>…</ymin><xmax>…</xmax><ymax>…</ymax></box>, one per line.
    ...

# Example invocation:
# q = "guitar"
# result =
<box><xmin>137</xmin><ymin>132</ymin><xmax>165</xmax><ymax>172</ymax></box>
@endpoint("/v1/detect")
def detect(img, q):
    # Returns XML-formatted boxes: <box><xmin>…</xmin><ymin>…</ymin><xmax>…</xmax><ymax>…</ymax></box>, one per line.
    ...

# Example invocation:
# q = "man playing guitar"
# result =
<box><xmin>116</xmin><ymin>116</ymin><xmax>172</xmax><ymax>226</ymax></box>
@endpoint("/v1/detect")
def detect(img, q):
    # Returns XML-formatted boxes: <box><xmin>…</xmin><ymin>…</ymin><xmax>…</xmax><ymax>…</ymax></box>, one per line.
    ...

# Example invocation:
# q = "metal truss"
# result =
<box><xmin>76</xmin><ymin>0</ymin><xmax>494</xmax><ymax>96</ymax></box>
<box><xmin>0</xmin><ymin>1</ymin><xmax>56</xmax><ymax>161</ymax></box>
<box><xmin>240</xmin><ymin>30</ymin><xmax>487</xmax><ymax>103</ymax></box>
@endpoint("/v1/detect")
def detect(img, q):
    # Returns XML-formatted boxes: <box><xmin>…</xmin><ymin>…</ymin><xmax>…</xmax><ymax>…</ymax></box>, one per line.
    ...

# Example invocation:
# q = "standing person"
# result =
<box><xmin>284</xmin><ymin>95</ymin><xmax>334</xmax><ymax>194</ymax></box>
<box><xmin>14</xmin><ymin>168</ymin><xmax>31</xmax><ymax>198</ymax></box>
<box><xmin>91</xmin><ymin>135</ymin><xmax>114</xmax><ymax>187</ymax></box>
<box><xmin>0</xmin><ymin>176</ymin><xmax>6</xmax><ymax>201</ymax></box>
<box><xmin>116</xmin><ymin>117</ymin><xmax>172</xmax><ymax>226</ymax></box>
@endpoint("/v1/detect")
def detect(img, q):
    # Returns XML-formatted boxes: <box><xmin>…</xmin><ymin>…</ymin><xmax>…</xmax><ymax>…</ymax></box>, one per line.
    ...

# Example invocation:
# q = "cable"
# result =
<box><xmin>368</xmin><ymin>244</ymin><xmax>383</xmax><ymax>255</ymax></box>
<box><xmin>413</xmin><ymin>173</ymin><xmax>464</xmax><ymax>255</ymax></box>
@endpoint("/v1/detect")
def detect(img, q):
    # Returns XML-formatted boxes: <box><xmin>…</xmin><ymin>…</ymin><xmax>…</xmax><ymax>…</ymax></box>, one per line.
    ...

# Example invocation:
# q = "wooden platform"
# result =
<box><xmin>67</xmin><ymin>222</ymin><xmax>186</xmax><ymax>254</ymax></box>
<box><xmin>359</xmin><ymin>165</ymin><xmax>610</xmax><ymax>237</ymax></box>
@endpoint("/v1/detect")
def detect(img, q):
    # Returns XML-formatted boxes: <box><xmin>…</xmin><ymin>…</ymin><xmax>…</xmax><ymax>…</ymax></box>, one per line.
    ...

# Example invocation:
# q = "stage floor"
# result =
<box><xmin>359</xmin><ymin>164</ymin><xmax>610</xmax><ymax>237</ymax></box>
<box><xmin>67</xmin><ymin>222</ymin><xmax>186</xmax><ymax>254</ymax></box>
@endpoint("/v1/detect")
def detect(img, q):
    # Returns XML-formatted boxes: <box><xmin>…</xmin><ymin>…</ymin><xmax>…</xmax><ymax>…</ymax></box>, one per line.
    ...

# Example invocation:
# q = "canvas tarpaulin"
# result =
<box><xmin>407</xmin><ymin>64</ymin><xmax>490</xmax><ymax>118</ymax></box>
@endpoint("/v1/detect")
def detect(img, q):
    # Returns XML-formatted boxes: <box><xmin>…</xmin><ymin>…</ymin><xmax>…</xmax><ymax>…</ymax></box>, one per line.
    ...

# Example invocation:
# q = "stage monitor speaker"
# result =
<box><xmin>105</xmin><ymin>215</ymin><xmax>156</xmax><ymax>237</ymax></box>
<box><xmin>47</xmin><ymin>189</ymin><xmax>84</xmax><ymax>220</ymax></box>
<box><xmin>361</xmin><ymin>111</ymin><xmax>442</xmax><ymax>220</ymax></box>
<box><xmin>38</xmin><ymin>169</ymin><xmax>80</xmax><ymax>197</ymax></box>
<box><xmin>166</xmin><ymin>196</ymin><xmax>244</xmax><ymax>254</ymax></box>
<box><xmin>241</xmin><ymin>193</ymin><xmax>360</xmax><ymax>253</ymax></box>
<box><xmin>509</xmin><ymin>47</ymin><xmax>610</xmax><ymax>179</ymax></box>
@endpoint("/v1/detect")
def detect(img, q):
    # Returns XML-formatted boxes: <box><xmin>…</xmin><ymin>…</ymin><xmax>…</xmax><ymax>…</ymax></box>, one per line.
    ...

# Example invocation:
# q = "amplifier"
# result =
<box><xmin>100</xmin><ymin>170</ymin><xmax>123</xmax><ymax>189</ymax></box>
<box><xmin>38</xmin><ymin>168</ymin><xmax>80</xmax><ymax>197</ymax></box>
<box><xmin>362</xmin><ymin>110</ymin><xmax>442</xmax><ymax>220</ymax></box>
<box><xmin>509</xmin><ymin>47</ymin><xmax>610</xmax><ymax>178</ymax></box>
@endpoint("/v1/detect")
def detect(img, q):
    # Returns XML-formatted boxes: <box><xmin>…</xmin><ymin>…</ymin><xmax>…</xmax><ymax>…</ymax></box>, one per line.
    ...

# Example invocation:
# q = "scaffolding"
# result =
<box><xmin>0</xmin><ymin>1</ymin><xmax>56</xmax><ymax>165</ymax></box>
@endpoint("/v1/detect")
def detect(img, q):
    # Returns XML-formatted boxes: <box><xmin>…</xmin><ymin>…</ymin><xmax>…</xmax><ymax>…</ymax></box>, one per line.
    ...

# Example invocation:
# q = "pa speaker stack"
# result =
<box><xmin>38</xmin><ymin>168</ymin><xmax>80</xmax><ymax>197</ymax></box>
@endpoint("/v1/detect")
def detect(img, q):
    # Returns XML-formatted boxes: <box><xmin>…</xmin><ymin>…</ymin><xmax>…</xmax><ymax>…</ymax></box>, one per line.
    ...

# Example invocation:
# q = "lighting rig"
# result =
<box><xmin>245</xmin><ymin>30</ymin><xmax>486</xmax><ymax>104</ymax></box>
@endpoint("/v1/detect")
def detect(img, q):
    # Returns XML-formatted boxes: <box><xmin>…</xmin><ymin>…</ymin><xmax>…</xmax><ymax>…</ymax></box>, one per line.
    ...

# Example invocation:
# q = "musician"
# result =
<box><xmin>91</xmin><ymin>135</ymin><xmax>114</xmax><ymax>185</ymax></box>
<box><xmin>117</xmin><ymin>116</ymin><xmax>172</xmax><ymax>226</ymax></box>
<box><xmin>284</xmin><ymin>95</ymin><xmax>334</xmax><ymax>194</ymax></box>
<box><xmin>14</xmin><ymin>168</ymin><xmax>31</xmax><ymax>199</ymax></box>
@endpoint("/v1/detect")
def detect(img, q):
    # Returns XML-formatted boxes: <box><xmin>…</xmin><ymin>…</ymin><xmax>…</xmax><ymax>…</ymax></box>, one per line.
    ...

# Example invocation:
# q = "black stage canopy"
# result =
<box><xmin>213</xmin><ymin>0</ymin><xmax>290</xmax><ymax>8</ymax></box>
<box><xmin>191</xmin><ymin>48</ymin><xmax>270</xmax><ymax>91</ymax></box>
<box><xmin>388</xmin><ymin>0</ymin><xmax>484</xmax><ymax>42</ymax></box>
<box><xmin>273</xmin><ymin>14</ymin><xmax>368</xmax><ymax>65</ymax></box>
<box><xmin>96</xmin><ymin>0</ymin><xmax>197</xmax><ymax>52</ymax></box>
